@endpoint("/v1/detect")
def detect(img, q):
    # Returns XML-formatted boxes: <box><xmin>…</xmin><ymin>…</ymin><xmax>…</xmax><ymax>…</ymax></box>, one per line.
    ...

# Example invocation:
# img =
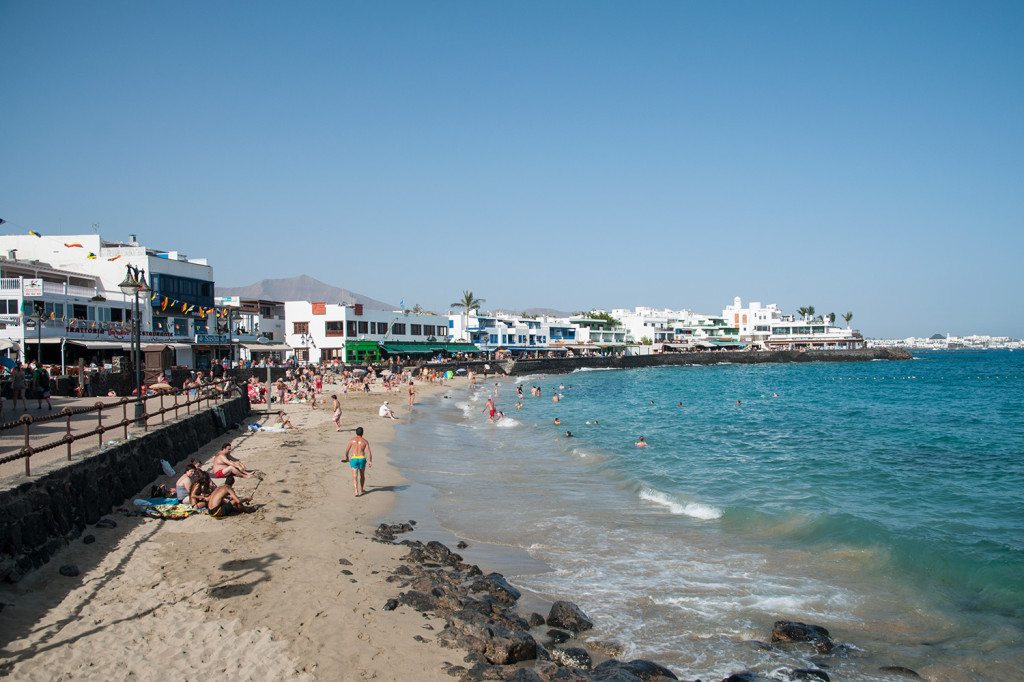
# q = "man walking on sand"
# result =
<box><xmin>344</xmin><ymin>426</ymin><xmax>372</xmax><ymax>497</ymax></box>
<box><xmin>407</xmin><ymin>380</ymin><xmax>416</xmax><ymax>407</ymax></box>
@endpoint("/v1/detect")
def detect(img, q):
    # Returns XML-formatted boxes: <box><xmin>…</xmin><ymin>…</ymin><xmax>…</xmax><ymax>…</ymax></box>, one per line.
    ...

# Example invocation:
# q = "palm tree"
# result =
<box><xmin>797</xmin><ymin>306</ymin><xmax>808</xmax><ymax>321</ymax></box>
<box><xmin>827</xmin><ymin>312</ymin><xmax>836</xmax><ymax>325</ymax></box>
<box><xmin>451</xmin><ymin>290</ymin><xmax>485</xmax><ymax>341</ymax></box>
<box><xmin>842</xmin><ymin>311</ymin><xmax>853</xmax><ymax>329</ymax></box>
<box><xmin>806</xmin><ymin>305</ymin><xmax>816</xmax><ymax>321</ymax></box>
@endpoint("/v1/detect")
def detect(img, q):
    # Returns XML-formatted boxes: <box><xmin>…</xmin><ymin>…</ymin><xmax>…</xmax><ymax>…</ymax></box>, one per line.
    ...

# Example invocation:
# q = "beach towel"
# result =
<box><xmin>133</xmin><ymin>497</ymin><xmax>181</xmax><ymax>507</ymax></box>
<box><xmin>144</xmin><ymin>504</ymin><xmax>199</xmax><ymax>520</ymax></box>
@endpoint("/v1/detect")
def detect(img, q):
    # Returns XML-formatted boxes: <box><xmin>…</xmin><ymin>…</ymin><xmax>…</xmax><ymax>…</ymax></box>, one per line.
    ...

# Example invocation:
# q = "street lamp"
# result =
<box><xmin>118</xmin><ymin>265</ymin><xmax>149</xmax><ymax>422</ymax></box>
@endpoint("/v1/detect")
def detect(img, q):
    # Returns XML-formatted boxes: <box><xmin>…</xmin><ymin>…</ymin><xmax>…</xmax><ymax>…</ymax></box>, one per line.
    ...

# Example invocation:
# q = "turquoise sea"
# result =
<box><xmin>390</xmin><ymin>350</ymin><xmax>1024</xmax><ymax>680</ymax></box>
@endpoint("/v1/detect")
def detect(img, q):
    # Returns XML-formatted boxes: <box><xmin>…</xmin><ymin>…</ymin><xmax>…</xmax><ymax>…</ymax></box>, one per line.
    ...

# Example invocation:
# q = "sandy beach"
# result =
<box><xmin>0</xmin><ymin>378</ymin><xmax>465</xmax><ymax>681</ymax></box>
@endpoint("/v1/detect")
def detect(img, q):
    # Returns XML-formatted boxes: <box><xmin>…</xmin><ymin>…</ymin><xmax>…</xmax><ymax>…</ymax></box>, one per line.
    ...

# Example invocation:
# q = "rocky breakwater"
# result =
<box><xmin>504</xmin><ymin>348</ymin><xmax>912</xmax><ymax>376</ymax></box>
<box><xmin>374</xmin><ymin>523</ymin><xmax>927</xmax><ymax>682</ymax></box>
<box><xmin>0</xmin><ymin>394</ymin><xmax>250</xmax><ymax>582</ymax></box>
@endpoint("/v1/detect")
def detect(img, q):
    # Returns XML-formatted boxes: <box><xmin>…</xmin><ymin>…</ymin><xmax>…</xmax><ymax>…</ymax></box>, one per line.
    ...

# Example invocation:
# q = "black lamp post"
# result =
<box><xmin>118</xmin><ymin>265</ymin><xmax>149</xmax><ymax>422</ymax></box>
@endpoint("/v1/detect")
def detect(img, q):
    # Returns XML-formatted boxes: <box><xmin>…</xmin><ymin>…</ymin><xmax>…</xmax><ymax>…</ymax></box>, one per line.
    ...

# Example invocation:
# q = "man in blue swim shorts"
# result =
<box><xmin>344</xmin><ymin>426</ymin><xmax>373</xmax><ymax>497</ymax></box>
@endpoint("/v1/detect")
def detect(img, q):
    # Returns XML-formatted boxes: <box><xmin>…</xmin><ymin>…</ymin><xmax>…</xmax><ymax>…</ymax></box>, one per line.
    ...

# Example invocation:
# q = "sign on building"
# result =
<box><xmin>195</xmin><ymin>333</ymin><xmax>230</xmax><ymax>344</ymax></box>
<box><xmin>311</xmin><ymin>301</ymin><xmax>327</xmax><ymax>315</ymax></box>
<box><xmin>22</xmin><ymin>278</ymin><xmax>43</xmax><ymax>297</ymax></box>
<box><xmin>220</xmin><ymin>296</ymin><xmax>241</xmax><ymax>308</ymax></box>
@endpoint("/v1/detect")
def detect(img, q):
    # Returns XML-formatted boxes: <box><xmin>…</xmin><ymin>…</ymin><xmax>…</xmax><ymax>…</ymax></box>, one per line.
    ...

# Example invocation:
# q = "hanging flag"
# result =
<box><xmin>64</xmin><ymin>242</ymin><xmax>83</xmax><ymax>248</ymax></box>
<box><xmin>150</xmin><ymin>292</ymin><xmax>158</xmax><ymax>301</ymax></box>
<box><xmin>86</xmin><ymin>252</ymin><xmax>97</xmax><ymax>259</ymax></box>
<box><xmin>161</xmin><ymin>297</ymin><xmax>168</xmax><ymax>311</ymax></box>
<box><xmin>49</xmin><ymin>311</ymin><xmax>55</xmax><ymax>320</ymax></box>
<box><xmin>28</xmin><ymin>230</ymin><xmax>42</xmax><ymax>238</ymax></box>
<box><xmin>107</xmin><ymin>255</ymin><xmax>122</xmax><ymax>261</ymax></box>
<box><xmin>180</xmin><ymin>302</ymin><xmax>188</xmax><ymax>313</ymax></box>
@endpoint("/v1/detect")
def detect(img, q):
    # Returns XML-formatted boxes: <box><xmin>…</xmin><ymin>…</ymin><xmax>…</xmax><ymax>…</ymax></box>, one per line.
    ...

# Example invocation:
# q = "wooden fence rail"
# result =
<box><xmin>0</xmin><ymin>380</ymin><xmax>243</xmax><ymax>476</ymax></box>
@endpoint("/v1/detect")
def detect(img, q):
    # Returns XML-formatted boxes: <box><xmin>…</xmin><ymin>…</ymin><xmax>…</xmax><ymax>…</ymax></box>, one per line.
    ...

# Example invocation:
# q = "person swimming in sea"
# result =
<box><xmin>635</xmin><ymin>436</ymin><xmax>648</xmax><ymax>447</ymax></box>
<box><xmin>565</xmin><ymin>431</ymin><xmax>573</xmax><ymax>438</ymax></box>
<box><xmin>553</xmin><ymin>417</ymin><xmax>561</xmax><ymax>425</ymax></box>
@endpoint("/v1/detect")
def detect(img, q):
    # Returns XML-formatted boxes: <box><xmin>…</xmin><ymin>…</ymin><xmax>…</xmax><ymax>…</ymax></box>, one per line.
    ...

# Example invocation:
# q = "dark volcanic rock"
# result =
<box><xmin>546</xmin><ymin>628</ymin><xmax>571</xmax><ymax>644</ymax></box>
<box><xmin>383</xmin><ymin>598</ymin><xmax>399</xmax><ymax>611</ymax></box>
<box><xmin>399</xmin><ymin>590</ymin><xmax>439</xmax><ymax>612</ymax></box>
<box><xmin>339</xmin><ymin>558</ymin><xmax>353</xmax><ymax>566</ymax></box>
<box><xmin>721</xmin><ymin>673</ymin><xmax>770</xmax><ymax>682</ymax></box>
<box><xmin>483</xmin><ymin>624</ymin><xmax>538</xmax><ymax>664</ymax></box>
<box><xmin>82</xmin><ymin>534</ymin><xmax>96</xmax><ymax>545</ymax></box>
<box><xmin>58</xmin><ymin>564</ymin><xmax>80</xmax><ymax>577</ymax></box>
<box><xmin>593</xmin><ymin>660</ymin><xmax>679</xmax><ymax>681</ymax></box>
<box><xmin>457</xmin><ymin>541</ymin><xmax>469</xmax><ymax>549</ymax></box>
<box><xmin>471</xmin><ymin>573</ymin><xmax>522</xmax><ymax>605</ymax></box>
<box><xmin>790</xmin><ymin>669</ymin><xmax>830</xmax><ymax>681</ymax></box>
<box><xmin>551</xmin><ymin>646</ymin><xmax>592</xmax><ymax>669</ymax></box>
<box><xmin>770</xmin><ymin>620</ymin><xmax>834</xmax><ymax>653</ymax></box>
<box><xmin>546</xmin><ymin>601</ymin><xmax>594</xmax><ymax>633</ymax></box>
<box><xmin>878</xmin><ymin>667</ymin><xmax>923</xmax><ymax>679</ymax></box>
<box><xmin>528</xmin><ymin>612</ymin><xmax>546</xmax><ymax>627</ymax></box>
<box><xmin>95</xmin><ymin>518</ymin><xmax>117</xmax><ymax>529</ymax></box>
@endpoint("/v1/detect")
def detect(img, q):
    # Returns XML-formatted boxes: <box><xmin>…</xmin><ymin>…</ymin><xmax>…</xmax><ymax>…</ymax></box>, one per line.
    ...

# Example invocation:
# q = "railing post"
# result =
<box><xmin>64</xmin><ymin>408</ymin><xmax>73</xmax><ymax>461</ymax></box>
<box><xmin>22</xmin><ymin>414</ymin><xmax>31</xmax><ymax>477</ymax></box>
<box><xmin>122</xmin><ymin>399</ymin><xmax>129</xmax><ymax>439</ymax></box>
<box><xmin>142</xmin><ymin>396</ymin><xmax>149</xmax><ymax>432</ymax></box>
<box><xmin>174</xmin><ymin>391</ymin><xmax>179</xmax><ymax>419</ymax></box>
<box><xmin>97</xmin><ymin>402</ymin><xmax>104</xmax><ymax>448</ymax></box>
<box><xmin>160</xmin><ymin>393</ymin><xmax>165</xmax><ymax>424</ymax></box>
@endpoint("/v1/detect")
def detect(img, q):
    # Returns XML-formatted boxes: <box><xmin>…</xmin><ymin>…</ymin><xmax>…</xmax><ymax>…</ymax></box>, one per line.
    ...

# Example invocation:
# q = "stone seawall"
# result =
<box><xmin>504</xmin><ymin>347</ymin><xmax>912</xmax><ymax>376</ymax></box>
<box><xmin>0</xmin><ymin>394</ymin><xmax>251</xmax><ymax>582</ymax></box>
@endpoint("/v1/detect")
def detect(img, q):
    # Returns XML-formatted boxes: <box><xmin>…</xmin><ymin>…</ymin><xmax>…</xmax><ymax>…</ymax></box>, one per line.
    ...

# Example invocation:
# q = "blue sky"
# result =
<box><xmin>1</xmin><ymin>1</ymin><xmax>1021</xmax><ymax>337</ymax></box>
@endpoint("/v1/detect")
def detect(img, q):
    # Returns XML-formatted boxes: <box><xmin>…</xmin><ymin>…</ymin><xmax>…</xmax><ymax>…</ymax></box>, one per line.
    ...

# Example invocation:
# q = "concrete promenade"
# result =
<box><xmin>0</xmin><ymin>392</ymin><xmax>239</xmax><ymax>489</ymax></box>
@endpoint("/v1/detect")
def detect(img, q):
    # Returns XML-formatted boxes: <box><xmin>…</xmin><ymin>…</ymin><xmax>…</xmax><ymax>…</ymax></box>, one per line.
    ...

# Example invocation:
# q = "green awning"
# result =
<box><xmin>709</xmin><ymin>340</ymin><xmax>746</xmax><ymax>347</ymax></box>
<box><xmin>380</xmin><ymin>341</ymin><xmax>481</xmax><ymax>355</ymax></box>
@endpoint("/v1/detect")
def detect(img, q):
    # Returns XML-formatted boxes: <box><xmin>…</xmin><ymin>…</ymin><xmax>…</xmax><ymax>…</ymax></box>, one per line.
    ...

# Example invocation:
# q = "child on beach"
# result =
<box><xmin>332</xmin><ymin>395</ymin><xmax>342</xmax><ymax>431</ymax></box>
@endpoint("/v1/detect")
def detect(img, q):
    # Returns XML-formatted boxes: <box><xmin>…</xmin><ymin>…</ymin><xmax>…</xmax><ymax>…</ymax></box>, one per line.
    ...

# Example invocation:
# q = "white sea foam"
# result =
<box><xmin>495</xmin><ymin>417</ymin><xmax>519</xmax><ymax>428</ymax></box>
<box><xmin>640</xmin><ymin>488</ymin><xmax>723</xmax><ymax>520</ymax></box>
<box><xmin>572</xmin><ymin>366</ymin><xmax>616</xmax><ymax>373</ymax></box>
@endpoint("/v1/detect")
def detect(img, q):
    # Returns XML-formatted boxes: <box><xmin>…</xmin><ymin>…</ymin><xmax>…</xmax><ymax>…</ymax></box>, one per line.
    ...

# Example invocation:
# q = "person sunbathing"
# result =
<box><xmin>211</xmin><ymin>442</ymin><xmax>256</xmax><ymax>479</ymax></box>
<box><xmin>276</xmin><ymin>411</ymin><xmax>294</xmax><ymax>429</ymax></box>
<box><xmin>188</xmin><ymin>472</ymin><xmax>216</xmax><ymax>509</ymax></box>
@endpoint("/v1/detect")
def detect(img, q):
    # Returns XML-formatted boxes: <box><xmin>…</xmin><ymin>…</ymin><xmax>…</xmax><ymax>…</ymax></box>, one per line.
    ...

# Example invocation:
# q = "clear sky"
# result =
<box><xmin>2</xmin><ymin>1</ymin><xmax>1022</xmax><ymax>337</ymax></box>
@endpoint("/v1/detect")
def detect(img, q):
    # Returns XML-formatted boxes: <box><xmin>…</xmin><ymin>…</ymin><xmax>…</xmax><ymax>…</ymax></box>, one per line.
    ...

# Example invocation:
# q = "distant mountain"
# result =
<box><xmin>216</xmin><ymin>275</ymin><xmax>396</xmax><ymax>311</ymax></box>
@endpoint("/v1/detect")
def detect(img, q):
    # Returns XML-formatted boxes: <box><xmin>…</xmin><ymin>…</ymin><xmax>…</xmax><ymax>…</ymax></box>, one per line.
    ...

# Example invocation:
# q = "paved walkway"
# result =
<box><xmin>0</xmin><ymin>392</ymin><xmax>241</xmax><ymax>489</ymax></box>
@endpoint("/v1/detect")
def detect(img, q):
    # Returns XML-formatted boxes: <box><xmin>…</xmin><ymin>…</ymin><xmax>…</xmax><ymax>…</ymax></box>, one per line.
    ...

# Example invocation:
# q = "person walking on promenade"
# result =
<box><xmin>344</xmin><ymin>426</ymin><xmax>372</xmax><ymax>497</ymax></box>
<box><xmin>33</xmin><ymin>364</ymin><xmax>52</xmax><ymax>410</ymax></box>
<box><xmin>407</xmin><ymin>380</ymin><xmax>416</xmax><ymax>407</ymax></box>
<box><xmin>331</xmin><ymin>394</ymin><xmax>342</xmax><ymax>431</ymax></box>
<box><xmin>11</xmin><ymin>364</ymin><xmax>27</xmax><ymax>412</ymax></box>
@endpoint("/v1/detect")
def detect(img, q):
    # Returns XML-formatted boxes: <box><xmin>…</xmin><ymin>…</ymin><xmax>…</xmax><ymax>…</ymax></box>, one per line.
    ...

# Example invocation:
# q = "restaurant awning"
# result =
<box><xmin>241</xmin><ymin>342</ymin><xmax>288</xmax><ymax>352</ymax></box>
<box><xmin>66</xmin><ymin>340</ymin><xmax>132</xmax><ymax>350</ymax></box>
<box><xmin>380</xmin><ymin>342</ymin><xmax>481</xmax><ymax>355</ymax></box>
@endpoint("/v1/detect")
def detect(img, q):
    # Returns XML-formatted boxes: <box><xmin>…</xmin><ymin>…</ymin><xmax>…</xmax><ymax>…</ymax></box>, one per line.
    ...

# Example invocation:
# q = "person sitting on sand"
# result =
<box><xmin>188</xmin><ymin>470</ymin><xmax>215</xmax><ymax>509</ymax></box>
<box><xmin>175</xmin><ymin>459</ymin><xmax>203</xmax><ymax>500</ymax></box>
<box><xmin>276</xmin><ymin>410</ymin><xmax>294</xmax><ymax>429</ymax></box>
<box><xmin>378</xmin><ymin>401</ymin><xmax>397</xmax><ymax>420</ymax></box>
<box><xmin>635</xmin><ymin>436</ymin><xmax>648</xmax><ymax>448</ymax></box>
<box><xmin>206</xmin><ymin>478</ymin><xmax>256</xmax><ymax>518</ymax></box>
<box><xmin>211</xmin><ymin>442</ymin><xmax>256</xmax><ymax>479</ymax></box>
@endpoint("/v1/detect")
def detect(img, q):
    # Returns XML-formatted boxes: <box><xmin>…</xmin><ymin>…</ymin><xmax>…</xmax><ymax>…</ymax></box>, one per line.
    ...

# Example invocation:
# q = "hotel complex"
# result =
<box><xmin>0</xmin><ymin>232</ymin><xmax>868</xmax><ymax>370</ymax></box>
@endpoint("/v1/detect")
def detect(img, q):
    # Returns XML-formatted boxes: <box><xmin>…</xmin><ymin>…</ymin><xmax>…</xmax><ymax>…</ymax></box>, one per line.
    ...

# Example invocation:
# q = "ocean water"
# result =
<box><xmin>390</xmin><ymin>351</ymin><xmax>1024</xmax><ymax>680</ymax></box>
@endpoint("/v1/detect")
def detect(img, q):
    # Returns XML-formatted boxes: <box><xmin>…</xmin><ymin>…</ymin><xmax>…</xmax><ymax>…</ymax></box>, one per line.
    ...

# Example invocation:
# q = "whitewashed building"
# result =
<box><xmin>284</xmin><ymin>301</ymin><xmax>456</xmax><ymax>364</ymax></box>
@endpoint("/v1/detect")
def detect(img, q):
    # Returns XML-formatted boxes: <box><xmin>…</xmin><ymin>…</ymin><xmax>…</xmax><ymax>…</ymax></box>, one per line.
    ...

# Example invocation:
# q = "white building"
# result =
<box><xmin>721</xmin><ymin>297</ymin><xmax>785</xmax><ymax>345</ymax></box>
<box><xmin>215</xmin><ymin>296</ymin><xmax>288</xmax><ymax>364</ymax></box>
<box><xmin>449</xmin><ymin>312</ymin><xmax>632</xmax><ymax>354</ymax></box>
<box><xmin>0</xmin><ymin>233</ymin><xmax>219</xmax><ymax>368</ymax></box>
<box><xmin>284</xmin><ymin>301</ymin><xmax>457</xmax><ymax>364</ymax></box>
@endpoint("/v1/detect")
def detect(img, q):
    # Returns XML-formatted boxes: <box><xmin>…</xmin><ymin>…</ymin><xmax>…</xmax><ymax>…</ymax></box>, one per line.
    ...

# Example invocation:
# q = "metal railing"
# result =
<box><xmin>0</xmin><ymin>379</ymin><xmax>244</xmax><ymax>476</ymax></box>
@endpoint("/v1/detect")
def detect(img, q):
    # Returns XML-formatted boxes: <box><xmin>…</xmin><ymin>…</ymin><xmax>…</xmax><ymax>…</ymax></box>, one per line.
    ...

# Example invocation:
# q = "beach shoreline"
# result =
<box><xmin>0</xmin><ymin>378</ymin><xmax>467</xmax><ymax>680</ymax></box>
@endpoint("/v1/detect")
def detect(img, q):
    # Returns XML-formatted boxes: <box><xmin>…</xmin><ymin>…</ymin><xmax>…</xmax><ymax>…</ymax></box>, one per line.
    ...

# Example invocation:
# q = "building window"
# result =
<box><xmin>154</xmin><ymin>316</ymin><xmax>168</xmax><ymax>332</ymax></box>
<box><xmin>43</xmin><ymin>302</ymin><xmax>64</xmax><ymax>319</ymax></box>
<box><xmin>194</xmin><ymin>320</ymin><xmax>208</xmax><ymax>335</ymax></box>
<box><xmin>358</xmin><ymin>321</ymin><xmax>368</xmax><ymax>334</ymax></box>
<box><xmin>293</xmin><ymin>321</ymin><xmax>309</xmax><ymax>334</ymax></box>
<box><xmin>391</xmin><ymin>323</ymin><xmax>406</xmax><ymax>335</ymax></box>
<box><xmin>325</xmin><ymin>321</ymin><xmax>344</xmax><ymax>336</ymax></box>
<box><xmin>173</xmin><ymin>318</ymin><xmax>188</xmax><ymax>336</ymax></box>
<box><xmin>410</xmin><ymin>324</ymin><xmax>422</xmax><ymax>336</ymax></box>
<box><xmin>347</xmin><ymin>321</ymin><xmax>357</xmax><ymax>337</ymax></box>
<box><xmin>295</xmin><ymin>348</ymin><xmax>309</xmax><ymax>362</ymax></box>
